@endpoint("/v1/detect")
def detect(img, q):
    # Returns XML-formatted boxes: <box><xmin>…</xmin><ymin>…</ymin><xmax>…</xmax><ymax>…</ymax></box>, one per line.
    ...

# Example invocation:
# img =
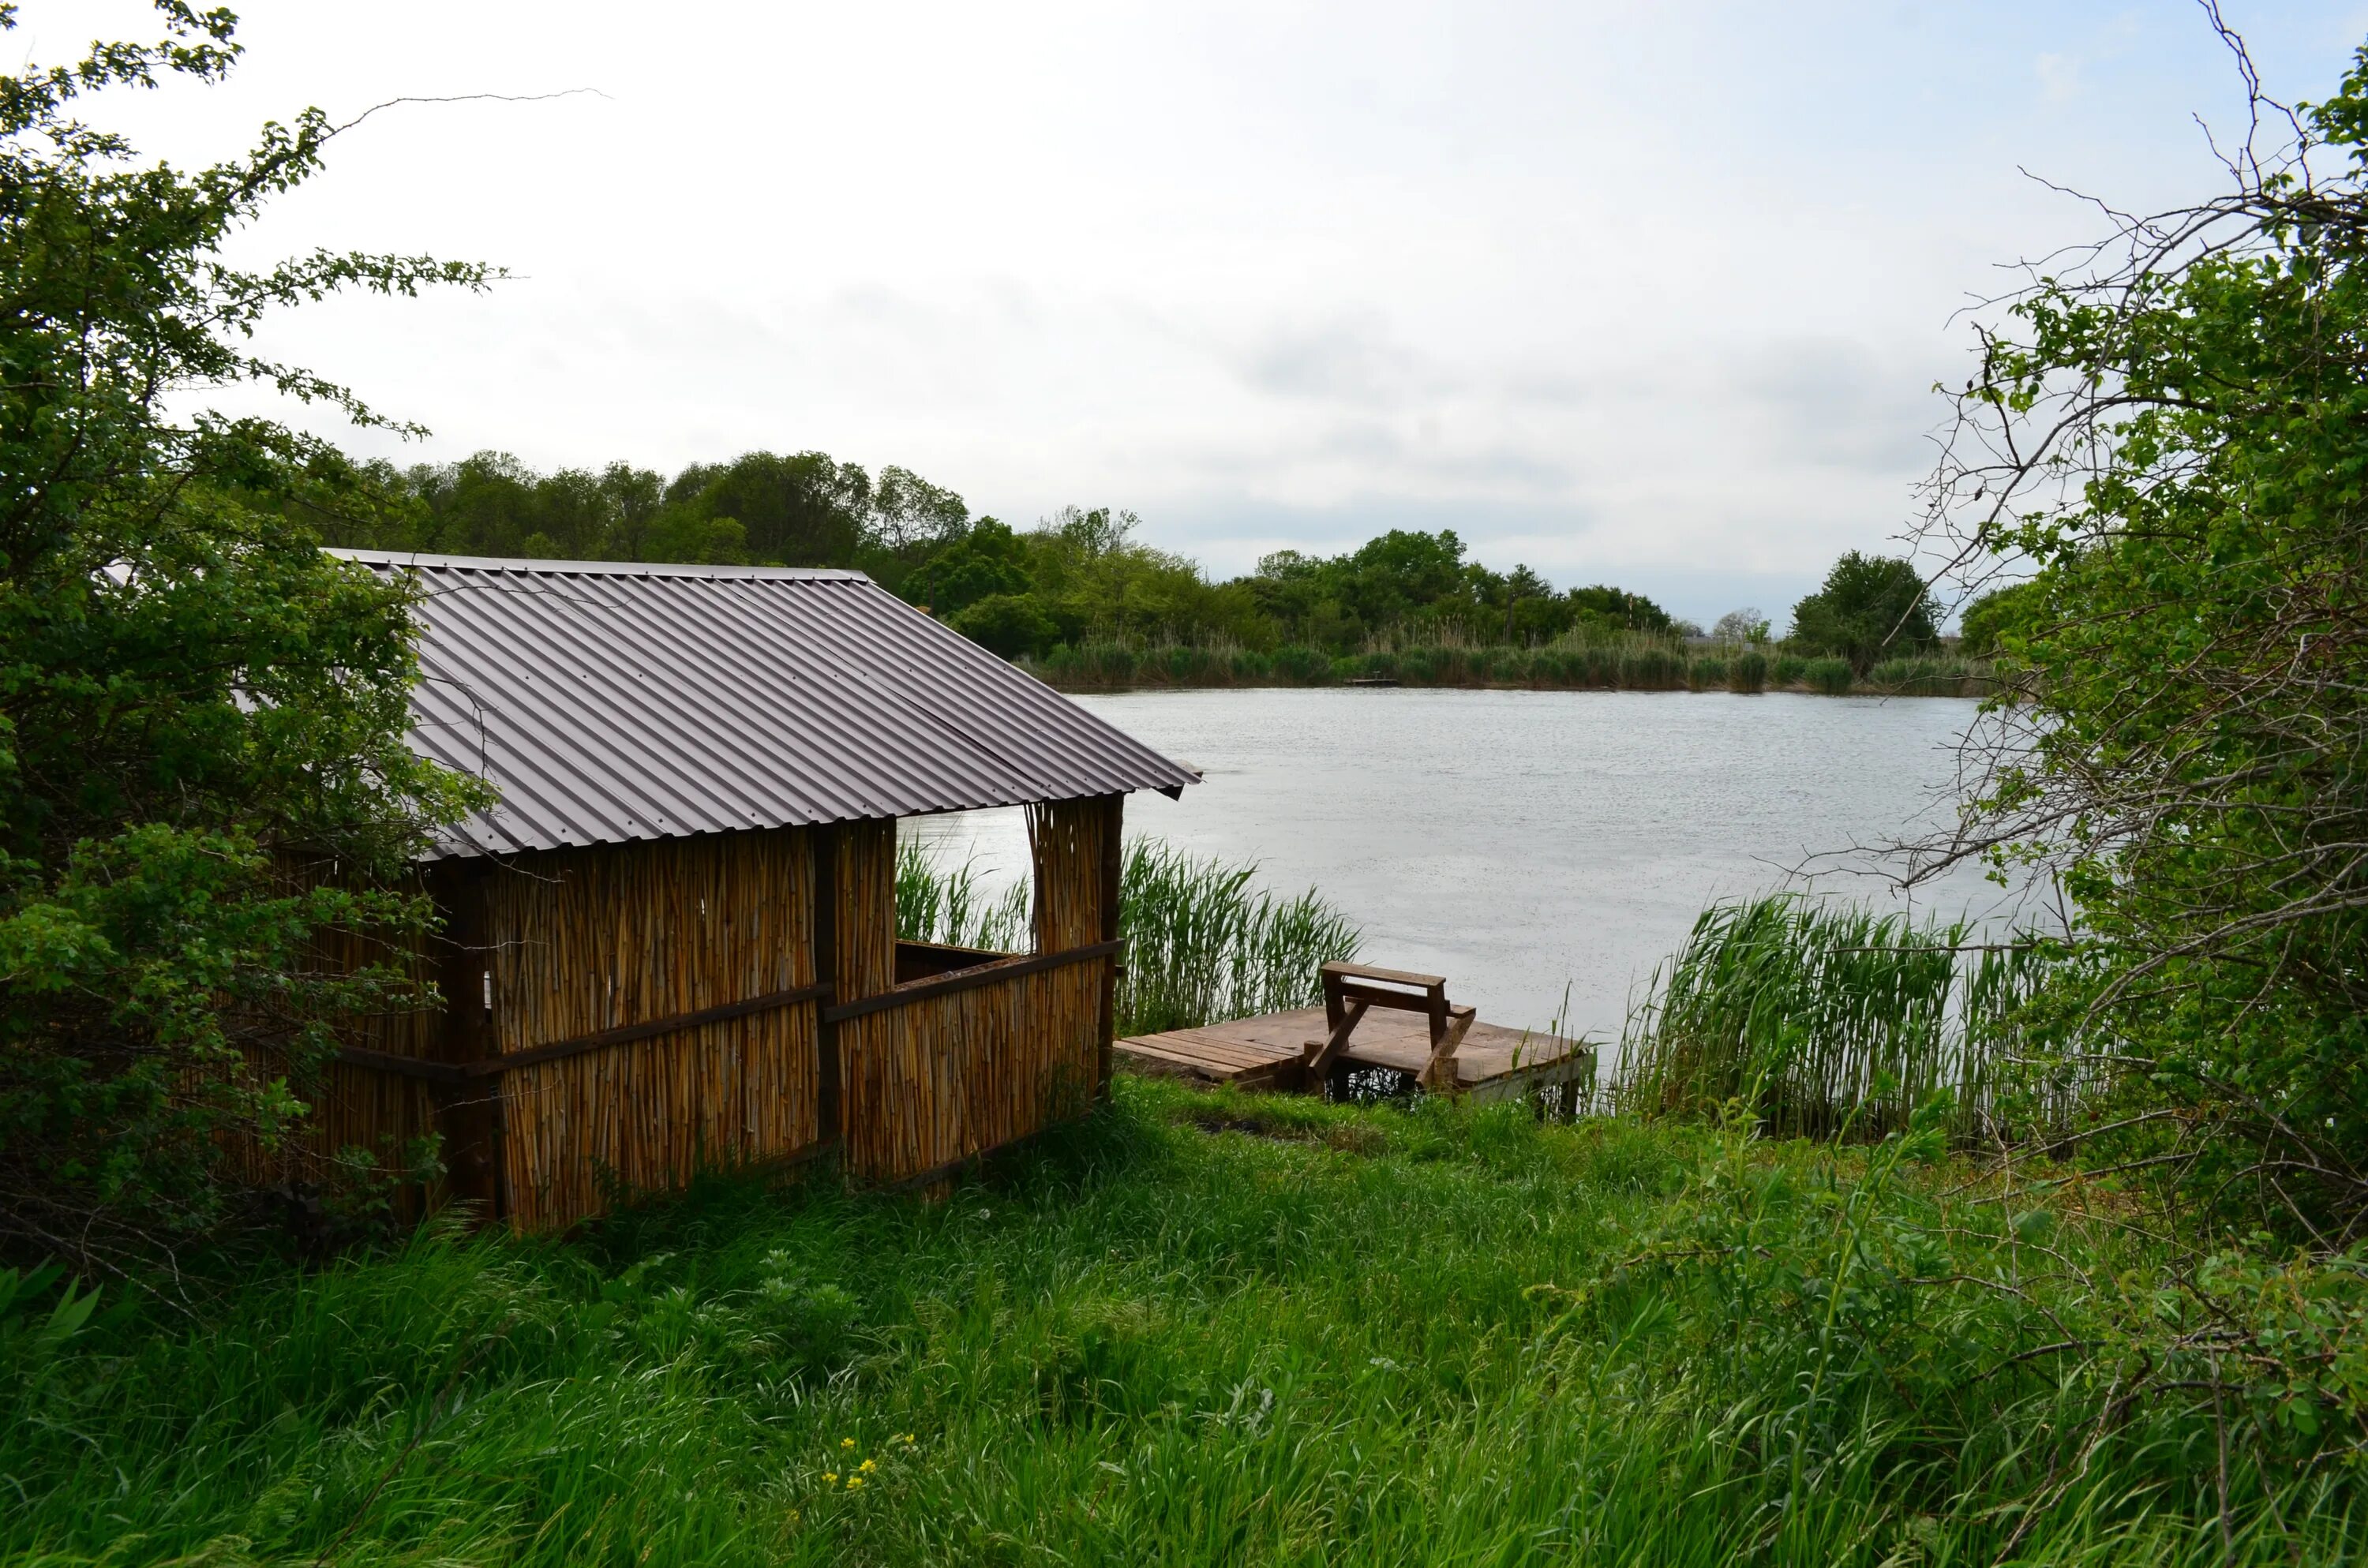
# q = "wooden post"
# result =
<box><xmin>811</xmin><ymin>823</ymin><xmax>841</xmax><ymax>1158</ymax></box>
<box><xmin>1095</xmin><ymin>792</ymin><xmax>1124</xmax><ymax>1099</ymax></box>
<box><xmin>428</xmin><ymin>857</ymin><xmax>502</xmax><ymax>1220</ymax></box>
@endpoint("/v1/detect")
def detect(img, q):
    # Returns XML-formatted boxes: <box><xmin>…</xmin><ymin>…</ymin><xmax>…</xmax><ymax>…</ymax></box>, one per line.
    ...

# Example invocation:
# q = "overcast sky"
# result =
<box><xmin>55</xmin><ymin>1</ymin><xmax>2368</xmax><ymax>622</ymax></box>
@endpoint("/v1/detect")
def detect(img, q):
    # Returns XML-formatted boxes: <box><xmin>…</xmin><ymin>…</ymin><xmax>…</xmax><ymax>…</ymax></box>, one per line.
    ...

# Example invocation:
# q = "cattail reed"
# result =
<box><xmin>1618</xmin><ymin>894</ymin><xmax>2071</xmax><ymax>1144</ymax></box>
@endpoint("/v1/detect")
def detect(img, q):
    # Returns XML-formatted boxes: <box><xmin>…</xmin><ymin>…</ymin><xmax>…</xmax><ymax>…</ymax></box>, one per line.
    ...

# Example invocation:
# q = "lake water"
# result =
<box><xmin>909</xmin><ymin>687</ymin><xmax>2024</xmax><ymax>1046</ymax></box>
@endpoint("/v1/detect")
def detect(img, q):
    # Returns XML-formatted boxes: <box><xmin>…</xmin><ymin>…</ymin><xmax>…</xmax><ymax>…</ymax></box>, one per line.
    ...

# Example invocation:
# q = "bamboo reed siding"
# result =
<box><xmin>834</xmin><ymin>799</ymin><xmax>1120</xmax><ymax>1184</ymax></box>
<box><xmin>835</xmin><ymin>964</ymin><xmax>1102</xmax><ymax>1183</ymax></box>
<box><xmin>482</xmin><ymin>828</ymin><xmax>821</xmax><ymax>1232</ymax></box>
<box><xmin>287</xmin><ymin>795</ymin><xmax>1130</xmax><ymax>1229</ymax></box>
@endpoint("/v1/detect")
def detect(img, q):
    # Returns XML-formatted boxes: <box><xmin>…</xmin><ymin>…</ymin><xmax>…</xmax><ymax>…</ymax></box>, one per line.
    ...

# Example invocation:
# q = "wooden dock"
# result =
<box><xmin>1115</xmin><ymin>964</ymin><xmax>1592</xmax><ymax>1106</ymax></box>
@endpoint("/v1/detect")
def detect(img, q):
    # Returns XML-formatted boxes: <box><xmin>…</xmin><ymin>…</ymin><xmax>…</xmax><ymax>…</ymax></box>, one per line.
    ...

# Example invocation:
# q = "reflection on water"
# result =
<box><xmin>907</xmin><ymin>687</ymin><xmax>2025</xmax><ymax>1044</ymax></box>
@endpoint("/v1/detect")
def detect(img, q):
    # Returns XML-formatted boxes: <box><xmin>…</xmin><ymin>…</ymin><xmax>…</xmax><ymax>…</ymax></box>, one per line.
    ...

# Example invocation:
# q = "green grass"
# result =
<box><xmin>4</xmin><ymin>1080</ymin><xmax>2357</xmax><ymax>1566</ymax></box>
<box><xmin>1619</xmin><ymin>893</ymin><xmax>2063</xmax><ymax>1143</ymax></box>
<box><xmin>1864</xmin><ymin>656</ymin><xmax>1995</xmax><ymax>698</ymax></box>
<box><xmin>1804</xmin><ymin>656</ymin><xmax>1857</xmax><ymax>695</ymax></box>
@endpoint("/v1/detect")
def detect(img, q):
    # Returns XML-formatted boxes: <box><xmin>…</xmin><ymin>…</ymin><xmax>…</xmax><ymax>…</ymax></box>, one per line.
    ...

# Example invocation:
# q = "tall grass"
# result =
<box><xmin>1620</xmin><ymin>893</ymin><xmax>2067</xmax><ymax>1142</ymax></box>
<box><xmin>896</xmin><ymin>834</ymin><xmax>1361</xmax><ymax>1035</ymax></box>
<box><xmin>5</xmin><ymin>1080</ymin><xmax>2356</xmax><ymax>1566</ymax></box>
<box><xmin>894</xmin><ymin>836</ymin><xmax>1029</xmax><ymax>950</ymax></box>
<box><xmin>1804</xmin><ymin>655</ymin><xmax>1856</xmax><ymax>694</ymax></box>
<box><xmin>1115</xmin><ymin>840</ymin><xmax>1362</xmax><ymax>1035</ymax></box>
<box><xmin>1864</xmin><ymin>654</ymin><xmax>1994</xmax><ymax>697</ymax></box>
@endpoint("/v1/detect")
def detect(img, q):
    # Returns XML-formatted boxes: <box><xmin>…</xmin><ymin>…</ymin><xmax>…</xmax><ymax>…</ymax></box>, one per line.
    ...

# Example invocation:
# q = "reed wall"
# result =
<box><xmin>835</xmin><ymin>962</ymin><xmax>1103</xmax><ymax>1184</ymax></box>
<box><xmin>287</xmin><ymin>798</ymin><xmax>1125</xmax><ymax>1229</ymax></box>
<box><xmin>835</xmin><ymin>797</ymin><xmax>1120</xmax><ymax>1184</ymax></box>
<box><xmin>486</xmin><ymin>828</ymin><xmax>821</xmax><ymax>1232</ymax></box>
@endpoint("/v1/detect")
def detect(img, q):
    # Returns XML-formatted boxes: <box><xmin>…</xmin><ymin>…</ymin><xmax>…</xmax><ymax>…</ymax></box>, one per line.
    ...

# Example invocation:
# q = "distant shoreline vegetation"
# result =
<box><xmin>304</xmin><ymin>450</ymin><xmax>2003</xmax><ymax>684</ymax></box>
<box><xmin>1022</xmin><ymin>634</ymin><xmax>1996</xmax><ymax>698</ymax></box>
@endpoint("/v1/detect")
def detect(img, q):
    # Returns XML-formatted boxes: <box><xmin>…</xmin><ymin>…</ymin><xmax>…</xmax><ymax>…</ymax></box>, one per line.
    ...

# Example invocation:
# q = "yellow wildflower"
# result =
<box><xmin>895</xmin><ymin>1432</ymin><xmax>916</xmax><ymax>1445</ymax></box>
<box><xmin>821</xmin><ymin>1473</ymin><xmax>838</xmax><ymax>1486</ymax></box>
<box><xmin>846</xmin><ymin>1475</ymin><xmax>867</xmax><ymax>1491</ymax></box>
<box><xmin>858</xmin><ymin>1458</ymin><xmax>877</xmax><ymax>1473</ymax></box>
<box><xmin>840</xmin><ymin>1437</ymin><xmax>856</xmax><ymax>1450</ymax></box>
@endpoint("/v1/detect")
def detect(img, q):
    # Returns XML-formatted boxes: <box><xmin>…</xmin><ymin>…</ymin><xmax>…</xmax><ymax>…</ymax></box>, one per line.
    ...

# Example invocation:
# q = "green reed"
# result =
<box><xmin>894</xmin><ymin>836</ymin><xmax>1029</xmax><ymax>951</ymax></box>
<box><xmin>897</xmin><ymin>834</ymin><xmax>1360</xmax><ymax>1035</ymax></box>
<box><xmin>1804</xmin><ymin>655</ymin><xmax>1857</xmax><ymax>694</ymax></box>
<box><xmin>1864</xmin><ymin>654</ymin><xmax>1994</xmax><ymax>697</ymax></box>
<box><xmin>1620</xmin><ymin>893</ymin><xmax>2065</xmax><ymax>1142</ymax></box>
<box><xmin>1115</xmin><ymin>840</ymin><xmax>1362</xmax><ymax>1035</ymax></box>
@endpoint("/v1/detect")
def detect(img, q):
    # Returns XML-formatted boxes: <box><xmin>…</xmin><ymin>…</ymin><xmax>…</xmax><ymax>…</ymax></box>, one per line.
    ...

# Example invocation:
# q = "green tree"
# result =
<box><xmin>905</xmin><ymin>517</ymin><xmax>1032</xmax><ymax>616</ymax></box>
<box><xmin>1922</xmin><ymin>36</ymin><xmax>2368</xmax><ymax>1229</ymax></box>
<box><xmin>947</xmin><ymin>593</ymin><xmax>1058</xmax><ymax>657</ymax></box>
<box><xmin>1564</xmin><ymin>584</ymin><xmax>1675</xmax><ymax>634</ymax></box>
<box><xmin>665</xmin><ymin>451</ymin><xmax>870</xmax><ymax>567</ymax></box>
<box><xmin>1786</xmin><ymin>552</ymin><xmax>1939</xmax><ymax>673</ymax></box>
<box><xmin>1952</xmin><ymin>580</ymin><xmax>2042</xmax><ymax>659</ymax></box>
<box><xmin>0</xmin><ymin>5</ymin><xmax>485</xmax><ymax>1259</ymax></box>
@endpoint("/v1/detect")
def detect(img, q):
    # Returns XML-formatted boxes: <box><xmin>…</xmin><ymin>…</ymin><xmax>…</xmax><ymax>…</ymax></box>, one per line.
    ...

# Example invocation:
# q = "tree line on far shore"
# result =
<box><xmin>319</xmin><ymin>450</ymin><xmax>2004</xmax><ymax>675</ymax></box>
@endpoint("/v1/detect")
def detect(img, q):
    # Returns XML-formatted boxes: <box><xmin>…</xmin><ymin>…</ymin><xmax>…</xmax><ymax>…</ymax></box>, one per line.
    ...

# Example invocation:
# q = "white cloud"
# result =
<box><xmin>54</xmin><ymin>0</ymin><xmax>2363</xmax><ymax>608</ymax></box>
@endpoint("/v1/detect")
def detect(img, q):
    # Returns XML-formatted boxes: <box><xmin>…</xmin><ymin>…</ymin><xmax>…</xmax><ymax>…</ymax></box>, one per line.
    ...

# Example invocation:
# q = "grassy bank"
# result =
<box><xmin>5</xmin><ymin>1080</ymin><xmax>2358</xmax><ymax>1566</ymax></box>
<box><xmin>9</xmin><ymin>857</ymin><xmax>2360</xmax><ymax>1565</ymax></box>
<box><xmin>1021</xmin><ymin>638</ymin><xmax>1995</xmax><ymax>698</ymax></box>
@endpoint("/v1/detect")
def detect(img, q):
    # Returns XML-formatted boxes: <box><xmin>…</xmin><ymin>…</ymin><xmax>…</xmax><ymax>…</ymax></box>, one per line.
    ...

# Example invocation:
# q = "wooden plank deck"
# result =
<box><xmin>1117</xmin><ymin>1006</ymin><xmax>1592</xmax><ymax>1104</ymax></box>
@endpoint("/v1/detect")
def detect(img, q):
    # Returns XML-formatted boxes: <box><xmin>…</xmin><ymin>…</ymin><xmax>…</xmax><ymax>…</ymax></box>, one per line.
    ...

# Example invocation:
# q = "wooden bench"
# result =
<box><xmin>1303</xmin><ymin>961</ymin><xmax>1477</xmax><ymax>1094</ymax></box>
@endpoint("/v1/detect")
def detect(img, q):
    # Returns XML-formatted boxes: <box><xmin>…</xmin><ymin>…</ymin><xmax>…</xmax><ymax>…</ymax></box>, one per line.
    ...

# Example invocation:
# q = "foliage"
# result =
<box><xmin>1954</xmin><ymin>578</ymin><xmax>2044</xmax><ymax>659</ymax></box>
<box><xmin>1804</xmin><ymin>656</ymin><xmax>1856</xmax><ymax>695</ymax></box>
<box><xmin>1787</xmin><ymin>551</ymin><xmax>1940</xmax><ymax>674</ymax></box>
<box><xmin>1920</xmin><ymin>32</ymin><xmax>2368</xmax><ymax>1234</ymax></box>
<box><xmin>3</xmin><ymin>1084</ymin><xmax>2362</xmax><ymax>1564</ymax></box>
<box><xmin>0</xmin><ymin>5</ymin><xmax>485</xmax><ymax>1260</ymax></box>
<box><xmin>1020</xmin><ymin>634</ymin><xmax>1988</xmax><ymax>698</ymax></box>
<box><xmin>1245</xmin><ymin>532</ymin><xmax>1675</xmax><ymax>653</ymax></box>
<box><xmin>1711</xmin><ymin>605</ymin><xmax>1771</xmax><ymax>644</ymax></box>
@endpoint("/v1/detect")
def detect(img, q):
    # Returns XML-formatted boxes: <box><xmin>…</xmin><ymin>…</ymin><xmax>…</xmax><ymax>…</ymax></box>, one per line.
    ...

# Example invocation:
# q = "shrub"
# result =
<box><xmin>1727</xmin><ymin>650</ymin><xmax>1768</xmax><ymax>693</ymax></box>
<box><xmin>949</xmin><ymin>593</ymin><xmax>1058</xmax><ymax>657</ymax></box>
<box><xmin>1688</xmin><ymin>656</ymin><xmax>1728</xmax><ymax>691</ymax></box>
<box><xmin>1805</xmin><ymin>657</ymin><xmax>1855</xmax><ymax>695</ymax></box>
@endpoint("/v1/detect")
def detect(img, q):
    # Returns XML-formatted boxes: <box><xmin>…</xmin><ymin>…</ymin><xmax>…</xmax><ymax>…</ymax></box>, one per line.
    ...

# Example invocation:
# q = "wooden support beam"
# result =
<box><xmin>1302</xmin><ymin>996</ymin><xmax>1370</xmax><ymax>1077</ymax></box>
<box><xmin>1095</xmin><ymin>792</ymin><xmax>1124</xmax><ymax>1099</ymax></box>
<box><xmin>427</xmin><ymin>858</ymin><xmax>502</xmax><ymax>1218</ymax></box>
<box><xmin>812</xmin><ymin>823</ymin><xmax>841</xmax><ymax>1154</ymax></box>
<box><xmin>342</xmin><ymin>982</ymin><xmax>834</xmax><ymax>1083</ymax></box>
<box><xmin>821</xmin><ymin>939</ymin><xmax>1125</xmax><ymax>1023</ymax></box>
<box><xmin>1420</xmin><ymin>1005</ymin><xmax>1478</xmax><ymax>1094</ymax></box>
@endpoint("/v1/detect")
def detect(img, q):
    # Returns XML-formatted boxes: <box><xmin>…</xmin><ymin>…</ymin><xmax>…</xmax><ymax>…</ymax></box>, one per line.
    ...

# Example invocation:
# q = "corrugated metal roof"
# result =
<box><xmin>334</xmin><ymin>549</ymin><xmax>1200</xmax><ymax>859</ymax></box>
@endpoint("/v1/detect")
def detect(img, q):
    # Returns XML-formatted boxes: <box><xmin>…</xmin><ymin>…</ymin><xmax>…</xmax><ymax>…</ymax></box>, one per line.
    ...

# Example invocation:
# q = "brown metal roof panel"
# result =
<box><xmin>332</xmin><ymin>550</ymin><xmax>1199</xmax><ymax>856</ymax></box>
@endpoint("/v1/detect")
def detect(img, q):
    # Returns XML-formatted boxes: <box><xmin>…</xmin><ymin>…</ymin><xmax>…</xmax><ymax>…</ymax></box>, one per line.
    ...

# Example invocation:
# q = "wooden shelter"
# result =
<box><xmin>294</xmin><ymin>552</ymin><xmax>1198</xmax><ymax>1229</ymax></box>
